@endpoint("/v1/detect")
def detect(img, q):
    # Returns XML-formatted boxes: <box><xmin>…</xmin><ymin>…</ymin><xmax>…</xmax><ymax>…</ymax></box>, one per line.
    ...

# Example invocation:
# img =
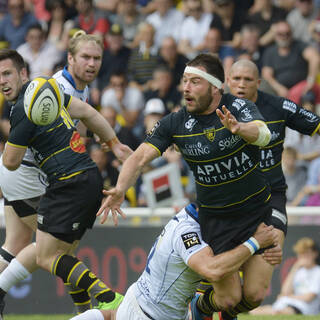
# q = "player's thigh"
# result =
<box><xmin>36</xmin><ymin>229</ymin><xmax>73</xmax><ymax>270</ymax></box>
<box><xmin>3</xmin><ymin>205</ymin><xmax>34</xmax><ymax>253</ymax></box>
<box><xmin>211</xmin><ymin>271</ymin><xmax>242</xmax><ymax>308</ymax></box>
<box><xmin>242</xmin><ymin>254</ymin><xmax>274</xmax><ymax>303</ymax></box>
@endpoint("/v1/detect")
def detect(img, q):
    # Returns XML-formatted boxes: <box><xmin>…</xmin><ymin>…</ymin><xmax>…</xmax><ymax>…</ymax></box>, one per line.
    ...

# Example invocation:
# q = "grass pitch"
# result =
<box><xmin>4</xmin><ymin>314</ymin><xmax>320</xmax><ymax>320</ymax></box>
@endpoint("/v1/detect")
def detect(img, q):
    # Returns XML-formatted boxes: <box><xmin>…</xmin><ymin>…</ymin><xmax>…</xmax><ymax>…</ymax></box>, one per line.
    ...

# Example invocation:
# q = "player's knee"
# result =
<box><xmin>217</xmin><ymin>293</ymin><xmax>242</xmax><ymax>310</ymax></box>
<box><xmin>243</xmin><ymin>288</ymin><xmax>266</xmax><ymax>307</ymax></box>
<box><xmin>36</xmin><ymin>254</ymin><xmax>50</xmax><ymax>271</ymax></box>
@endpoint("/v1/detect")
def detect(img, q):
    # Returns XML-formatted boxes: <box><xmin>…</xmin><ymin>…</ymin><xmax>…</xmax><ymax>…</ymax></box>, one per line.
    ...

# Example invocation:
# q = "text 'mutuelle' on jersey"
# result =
<box><xmin>24</xmin><ymin>76</ymin><xmax>64</xmax><ymax>126</ymax></box>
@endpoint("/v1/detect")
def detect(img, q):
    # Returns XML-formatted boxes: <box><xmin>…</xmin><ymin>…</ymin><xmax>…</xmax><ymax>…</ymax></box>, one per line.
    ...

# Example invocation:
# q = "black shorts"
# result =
<box><xmin>37</xmin><ymin>167</ymin><xmax>103</xmax><ymax>243</ymax></box>
<box><xmin>4</xmin><ymin>196</ymin><xmax>41</xmax><ymax>218</ymax></box>
<box><xmin>269</xmin><ymin>190</ymin><xmax>288</xmax><ymax>236</ymax></box>
<box><xmin>199</xmin><ymin>203</ymin><xmax>272</xmax><ymax>255</ymax></box>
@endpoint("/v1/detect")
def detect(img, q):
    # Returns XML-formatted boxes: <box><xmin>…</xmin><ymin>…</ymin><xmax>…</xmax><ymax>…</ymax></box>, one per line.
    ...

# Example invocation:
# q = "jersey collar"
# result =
<box><xmin>62</xmin><ymin>66</ymin><xmax>84</xmax><ymax>93</ymax></box>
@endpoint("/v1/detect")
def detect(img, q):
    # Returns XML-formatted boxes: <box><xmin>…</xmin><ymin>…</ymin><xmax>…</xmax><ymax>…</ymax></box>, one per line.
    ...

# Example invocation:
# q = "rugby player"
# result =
<box><xmin>97</xmin><ymin>53</ymin><xmax>277</xmax><ymax>318</ymax></box>
<box><xmin>70</xmin><ymin>203</ymin><xmax>281</xmax><ymax>320</ymax></box>
<box><xmin>0</xmin><ymin>49</ymin><xmax>130</xmax><ymax>318</ymax></box>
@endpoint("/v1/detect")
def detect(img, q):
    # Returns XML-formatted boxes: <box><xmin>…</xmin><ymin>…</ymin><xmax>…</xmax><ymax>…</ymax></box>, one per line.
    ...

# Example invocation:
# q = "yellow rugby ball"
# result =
<box><xmin>24</xmin><ymin>77</ymin><xmax>64</xmax><ymax>126</ymax></box>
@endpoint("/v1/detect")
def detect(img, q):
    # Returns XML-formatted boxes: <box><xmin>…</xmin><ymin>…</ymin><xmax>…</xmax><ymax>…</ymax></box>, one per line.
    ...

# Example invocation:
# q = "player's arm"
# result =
<box><xmin>188</xmin><ymin>223</ymin><xmax>277</xmax><ymax>283</ymax></box>
<box><xmin>97</xmin><ymin>143</ymin><xmax>159</xmax><ymax>224</ymax></box>
<box><xmin>2</xmin><ymin>144</ymin><xmax>27</xmax><ymax>171</ymax></box>
<box><xmin>67</xmin><ymin>96</ymin><xmax>133</xmax><ymax>162</ymax></box>
<box><xmin>217</xmin><ymin>105</ymin><xmax>271</xmax><ymax>146</ymax></box>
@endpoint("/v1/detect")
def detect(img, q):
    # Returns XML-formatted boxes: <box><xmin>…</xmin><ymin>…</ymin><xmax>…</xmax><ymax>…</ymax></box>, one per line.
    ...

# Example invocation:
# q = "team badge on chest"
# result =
<box><xmin>203</xmin><ymin>127</ymin><xmax>215</xmax><ymax>142</ymax></box>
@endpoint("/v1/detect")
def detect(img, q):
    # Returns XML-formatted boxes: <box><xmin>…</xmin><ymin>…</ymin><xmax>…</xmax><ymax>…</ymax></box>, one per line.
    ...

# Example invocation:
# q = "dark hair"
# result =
<box><xmin>0</xmin><ymin>49</ymin><xmax>26</xmax><ymax>71</ymax></box>
<box><xmin>45</xmin><ymin>0</ymin><xmax>66</xmax><ymax>11</ymax></box>
<box><xmin>110</xmin><ymin>69</ymin><xmax>127</xmax><ymax>80</ymax></box>
<box><xmin>187</xmin><ymin>53</ymin><xmax>225</xmax><ymax>84</ymax></box>
<box><xmin>27</xmin><ymin>23</ymin><xmax>44</xmax><ymax>34</ymax></box>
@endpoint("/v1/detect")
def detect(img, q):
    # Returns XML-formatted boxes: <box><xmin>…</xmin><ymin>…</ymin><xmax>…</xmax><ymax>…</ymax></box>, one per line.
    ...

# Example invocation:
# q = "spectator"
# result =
<box><xmin>202</xmin><ymin>27</ymin><xmax>235</xmax><ymax>77</ymax></box>
<box><xmin>72</xmin><ymin>0</ymin><xmax>109</xmax><ymax>41</ymax></box>
<box><xmin>158</xmin><ymin>36</ymin><xmax>188</xmax><ymax>89</ymax></box>
<box><xmin>144</xmin><ymin>65</ymin><xmax>182</xmax><ymax>113</ymax></box>
<box><xmin>100</xmin><ymin>70</ymin><xmax>144</xmax><ymax>129</ymax></box>
<box><xmin>113</xmin><ymin>0</ymin><xmax>145</xmax><ymax>48</ymax></box>
<box><xmin>91</xmin><ymin>23</ymin><xmax>131</xmax><ymax>105</ymax></box>
<box><xmin>287</xmin><ymin>0</ymin><xmax>317</xmax><ymax>44</ymax></box>
<box><xmin>127</xmin><ymin>22</ymin><xmax>159</xmax><ymax>91</ymax></box>
<box><xmin>178</xmin><ymin>0</ymin><xmax>212</xmax><ymax>59</ymax></box>
<box><xmin>17</xmin><ymin>23</ymin><xmax>63</xmax><ymax>79</ymax></box>
<box><xmin>262</xmin><ymin>20</ymin><xmax>320</xmax><ymax>98</ymax></box>
<box><xmin>236</xmin><ymin>24</ymin><xmax>264</xmax><ymax>72</ymax></box>
<box><xmin>250</xmin><ymin>237</ymin><xmax>320</xmax><ymax>315</ymax></box>
<box><xmin>247</xmin><ymin>0</ymin><xmax>287</xmax><ymax>47</ymax></box>
<box><xmin>282</xmin><ymin>147</ymin><xmax>307</xmax><ymax>203</ymax></box>
<box><xmin>210</xmin><ymin>0</ymin><xmax>247</xmax><ymax>48</ymax></box>
<box><xmin>44</xmin><ymin>0</ymin><xmax>70</xmax><ymax>51</ymax></box>
<box><xmin>146</xmin><ymin>0</ymin><xmax>184</xmax><ymax>50</ymax></box>
<box><xmin>0</xmin><ymin>0</ymin><xmax>38</xmax><ymax>49</ymax></box>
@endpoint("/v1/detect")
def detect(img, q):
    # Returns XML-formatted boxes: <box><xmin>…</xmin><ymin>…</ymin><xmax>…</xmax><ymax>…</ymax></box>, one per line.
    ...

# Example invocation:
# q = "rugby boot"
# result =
<box><xmin>190</xmin><ymin>293</ymin><xmax>212</xmax><ymax>320</ymax></box>
<box><xmin>96</xmin><ymin>292</ymin><xmax>124</xmax><ymax>310</ymax></box>
<box><xmin>218</xmin><ymin>311</ymin><xmax>237</xmax><ymax>320</ymax></box>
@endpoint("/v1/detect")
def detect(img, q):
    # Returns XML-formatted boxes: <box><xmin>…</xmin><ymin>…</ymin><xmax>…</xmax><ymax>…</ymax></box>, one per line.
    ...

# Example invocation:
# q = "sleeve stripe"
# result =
<box><xmin>65</xmin><ymin>95</ymin><xmax>72</xmax><ymax>110</ymax></box>
<box><xmin>6</xmin><ymin>142</ymin><xmax>28</xmax><ymax>149</ymax></box>
<box><xmin>311</xmin><ymin>122</ymin><xmax>320</xmax><ymax>137</ymax></box>
<box><xmin>145</xmin><ymin>142</ymin><xmax>161</xmax><ymax>156</ymax></box>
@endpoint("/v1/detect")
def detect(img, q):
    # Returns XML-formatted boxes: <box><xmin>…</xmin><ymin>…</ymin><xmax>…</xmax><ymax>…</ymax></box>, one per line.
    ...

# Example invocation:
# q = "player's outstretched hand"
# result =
<box><xmin>112</xmin><ymin>143</ymin><xmax>133</xmax><ymax>163</ymax></box>
<box><xmin>262</xmin><ymin>244</ymin><xmax>282</xmax><ymax>265</ymax></box>
<box><xmin>97</xmin><ymin>188</ymin><xmax>126</xmax><ymax>225</ymax></box>
<box><xmin>253</xmin><ymin>223</ymin><xmax>277</xmax><ymax>249</ymax></box>
<box><xmin>216</xmin><ymin>105</ymin><xmax>240</xmax><ymax>134</ymax></box>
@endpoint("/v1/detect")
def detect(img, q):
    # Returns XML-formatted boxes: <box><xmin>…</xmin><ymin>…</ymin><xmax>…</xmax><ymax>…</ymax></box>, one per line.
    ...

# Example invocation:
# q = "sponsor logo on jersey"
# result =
<box><xmin>203</xmin><ymin>127</ymin><xmax>215</xmax><ymax>142</ymax></box>
<box><xmin>70</xmin><ymin>131</ymin><xmax>86</xmax><ymax>153</ymax></box>
<box><xmin>218</xmin><ymin>135</ymin><xmax>241</xmax><ymax>151</ymax></box>
<box><xmin>181</xmin><ymin>142</ymin><xmax>210</xmax><ymax>156</ymax></box>
<box><xmin>181</xmin><ymin>232</ymin><xmax>201</xmax><ymax>249</ymax></box>
<box><xmin>298</xmin><ymin>108</ymin><xmax>319</xmax><ymax>123</ymax></box>
<box><xmin>240</xmin><ymin>107</ymin><xmax>253</xmax><ymax>121</ymax></box>
<box><xmin>147</xmin><ymin>121</ymin><xmax>160</xmax><ymax>138</ymax></box>
<box><xmin>232</xmin><ymin>98</ymin><xmax>245</xmax><ymax>111</ymax></box>
<box><xmin>282</xmin><ymin>100</ymin><xmax>297</xmax><ymax>113</ymax></box>
<box><xmin>185</xmin><ymin>118</ymin><xmax>197</xmax><ymax>131</ymax></box>
<box><xmin>259</xmin><ymin>149</ymin><xmax>275</xmax><ymax>168</ymax></box>
<box><xmin>196</xmin><ymin>152</ymin><xmax>255</xmax><ymax>184</ymax></box>
<box><xmin>270</xmin><ymin>131</ymin><xmax>280</xmax><ymax>142</ymax></box>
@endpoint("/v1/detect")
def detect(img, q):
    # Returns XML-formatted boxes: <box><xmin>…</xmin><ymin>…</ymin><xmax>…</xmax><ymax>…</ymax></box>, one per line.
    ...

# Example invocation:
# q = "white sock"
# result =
<box><xmin>69</xmin><ymin>309</ymin><xmax>104</xmax><ymax>320</ymax></box>
<box><xmin>0</xmin><ymin>258</ymin><xmax>30</xmax><ymax>292</ymax></box>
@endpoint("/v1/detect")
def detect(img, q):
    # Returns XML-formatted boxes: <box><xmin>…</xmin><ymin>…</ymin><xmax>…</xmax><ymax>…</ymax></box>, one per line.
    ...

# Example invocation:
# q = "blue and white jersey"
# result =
<box><xmin>136</xmin><ymin>204</ymin><xmax>208</xmax><ymax>320</ymax></box>
<box><xmin>53</xmin><ymin>67</ymin><xmax>89</xmax><ymax>125</ymax></box>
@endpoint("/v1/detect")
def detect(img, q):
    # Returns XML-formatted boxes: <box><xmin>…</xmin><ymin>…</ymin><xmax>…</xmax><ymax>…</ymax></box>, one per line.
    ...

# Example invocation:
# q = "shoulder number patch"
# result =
<box><xmin>181</xmin><ymin>232</ymin><xmax>201</xmax><ymax>249</ymax></box>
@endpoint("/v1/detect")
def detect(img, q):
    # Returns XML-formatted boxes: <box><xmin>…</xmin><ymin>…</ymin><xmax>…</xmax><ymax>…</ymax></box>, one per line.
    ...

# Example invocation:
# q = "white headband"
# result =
<box><xmin>184</xmin><ymin>66</ymin><xmax>223</xmax><ymax>89</ymax></box>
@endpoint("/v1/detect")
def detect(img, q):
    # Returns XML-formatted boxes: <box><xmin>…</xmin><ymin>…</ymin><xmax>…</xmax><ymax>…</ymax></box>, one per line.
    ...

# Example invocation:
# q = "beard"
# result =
<box><xmin>188</xmin><ymin>87</ymin><xmax>213</xmax><ymax>115</ymax></box>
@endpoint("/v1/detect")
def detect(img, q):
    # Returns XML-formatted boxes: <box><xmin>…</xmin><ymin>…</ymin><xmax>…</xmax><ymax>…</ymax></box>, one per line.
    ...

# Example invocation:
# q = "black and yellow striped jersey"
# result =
<box><xmin>8</xmin><ymin>82</ymin><xmax>96</xmax><ymax>183</ymax></box>
<box><xmin>145</xmin><ymin>93</ymin><xmax>270</xmax><ymax>214</ymax></box>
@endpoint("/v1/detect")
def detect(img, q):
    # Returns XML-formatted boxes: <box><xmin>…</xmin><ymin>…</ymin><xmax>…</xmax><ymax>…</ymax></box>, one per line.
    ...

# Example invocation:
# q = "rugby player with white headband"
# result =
<box><xmin>96</xmin><ymin>53</ymin><xmax>277</xmax><ymax>320</ymax></box>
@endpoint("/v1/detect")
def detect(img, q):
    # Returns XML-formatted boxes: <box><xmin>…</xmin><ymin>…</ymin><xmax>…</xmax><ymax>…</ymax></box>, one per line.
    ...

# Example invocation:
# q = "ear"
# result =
<box><xmin>20</xmin><ymin>67</ymin><xmax>28</xmax><ymax>82</ymax></box>
<box><xmin>67</xmin><ymin>52</ymin><xmax>73</xmax><ymax>66</ymax></box>
<box><xmin>257</xmin><ymin>78</ymin><xmax>261</xmax><ymax>88</ymax></box>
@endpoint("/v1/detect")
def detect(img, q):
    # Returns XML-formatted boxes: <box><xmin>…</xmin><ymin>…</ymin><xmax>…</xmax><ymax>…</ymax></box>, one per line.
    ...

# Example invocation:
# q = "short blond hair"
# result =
<box><xmin>293</xmin><ymin>237</ymin><xmax>316</xmax><ymax>254</ymax></box>
<box><xmin>68</xmin><ymin>30</ymin><xmax>103</xmax><ymax>56</ymax></box>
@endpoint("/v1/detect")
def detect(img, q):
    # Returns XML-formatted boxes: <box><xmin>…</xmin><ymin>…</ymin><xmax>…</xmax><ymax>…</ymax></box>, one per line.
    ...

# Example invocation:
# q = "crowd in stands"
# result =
<box><xmin>2</xmin><ymin>0</ymin><xmax>320</xmax><ymax>208</ymax></box>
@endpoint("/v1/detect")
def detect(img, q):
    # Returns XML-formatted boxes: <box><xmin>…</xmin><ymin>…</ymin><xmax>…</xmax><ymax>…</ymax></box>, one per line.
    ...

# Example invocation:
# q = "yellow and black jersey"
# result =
<box><xmin>7</xmin><ymin>82</ymin><xmax>96</xmax><ymax>183</ymax></box>
<box><xmin>256</xmin><ymin>90</ymin><xmax>320</xmax><ymax>192</ymax></box>
<box><xmin>145</xmin><ymin>93</ymin><xmax>270</xmax><ymax>215</ymax></box>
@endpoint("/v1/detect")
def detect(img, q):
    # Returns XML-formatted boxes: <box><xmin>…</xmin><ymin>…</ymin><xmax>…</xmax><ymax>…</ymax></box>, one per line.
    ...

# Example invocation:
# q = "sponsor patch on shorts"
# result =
<box><xmin>181</xmin><ymin>232</ymin><xmax>201</xmax><ymax>249</ymax></box>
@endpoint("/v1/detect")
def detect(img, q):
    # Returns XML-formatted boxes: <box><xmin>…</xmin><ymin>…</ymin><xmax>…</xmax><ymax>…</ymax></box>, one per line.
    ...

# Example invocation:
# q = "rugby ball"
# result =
<box><xmin>24</xmin><ymin>77</ymin><xmax>64</xmax><ymax>126</ymax></box>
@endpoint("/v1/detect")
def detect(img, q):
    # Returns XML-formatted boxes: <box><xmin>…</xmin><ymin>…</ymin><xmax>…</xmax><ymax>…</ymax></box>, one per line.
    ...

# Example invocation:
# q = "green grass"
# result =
<box><xmin>3</xmin><ymin>315</ymin><xmax>320</xmax><ymax>320</ymax></box>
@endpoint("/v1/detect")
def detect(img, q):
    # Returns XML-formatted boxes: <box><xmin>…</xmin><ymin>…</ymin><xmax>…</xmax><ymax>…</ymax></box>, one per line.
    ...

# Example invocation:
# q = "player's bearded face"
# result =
<box><xmin>185</xmin><ymin>86</ymin><xmax>213</xmax><ymax>115</ymax></box>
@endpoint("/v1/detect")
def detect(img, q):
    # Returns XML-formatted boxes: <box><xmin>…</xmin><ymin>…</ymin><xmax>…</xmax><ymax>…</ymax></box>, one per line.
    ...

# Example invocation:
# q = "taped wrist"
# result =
<box><xmin>252</xmin><ymin>121</ymin><xmax>271</xmax><ymax>146</ymax></box>
<box><xmin>243</xmin><ymin>237</ymin><xmax>260</xmax><ymax>255</ymax></box>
